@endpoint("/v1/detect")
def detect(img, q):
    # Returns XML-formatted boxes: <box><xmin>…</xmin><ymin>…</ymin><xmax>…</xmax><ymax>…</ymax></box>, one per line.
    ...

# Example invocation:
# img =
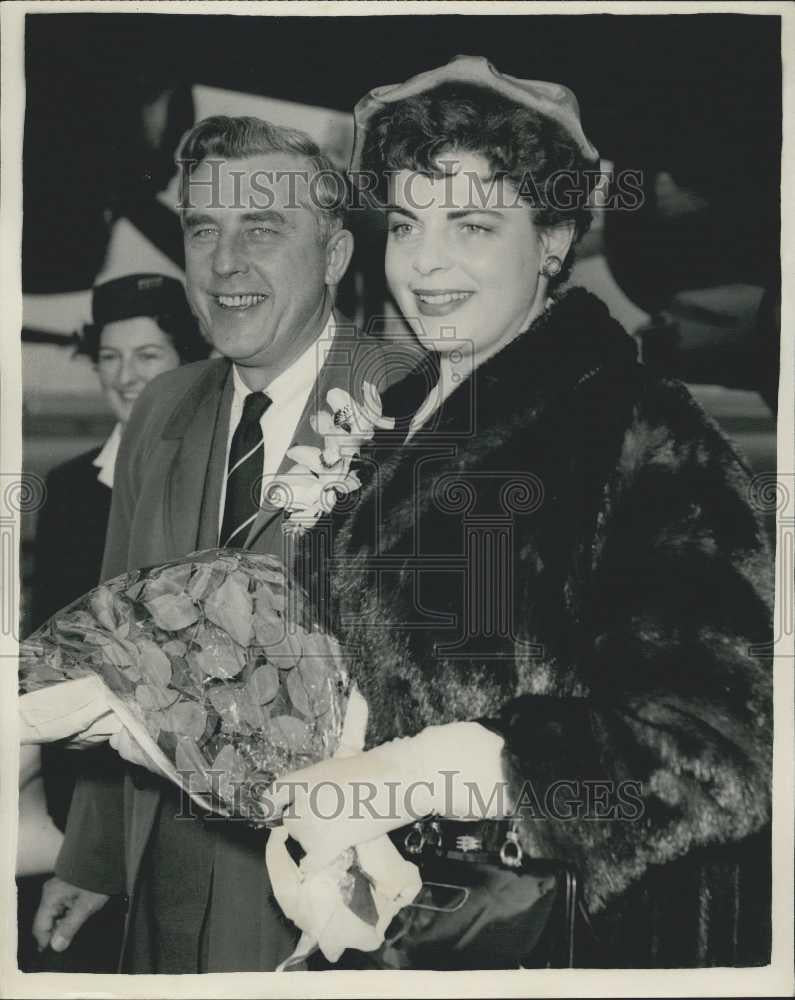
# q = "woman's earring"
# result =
<box><xmin>541</xmin><ymin>256</ymin><xmax>563</xmax><ymax>278</ymax></box>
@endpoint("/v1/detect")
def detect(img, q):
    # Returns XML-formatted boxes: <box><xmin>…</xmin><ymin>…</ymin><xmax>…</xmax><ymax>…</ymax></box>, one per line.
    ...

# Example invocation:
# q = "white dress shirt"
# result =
<box><xmin>218</xmin><ymin>315</ymin><xmax>334</xmax><ymax>533</ymax></box>
<box><xmin>92</xmin><ymin>422</ymin><xmax>123</xmax><ymax>489</ymax></box>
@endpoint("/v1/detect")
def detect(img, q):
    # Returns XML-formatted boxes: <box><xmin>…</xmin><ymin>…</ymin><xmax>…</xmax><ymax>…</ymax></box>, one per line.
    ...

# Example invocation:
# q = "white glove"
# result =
<box><xmin>20</xmin><ymin>676</ymin><xmax>163</xmax><ymax>774</ymax></box>
<box><xmin>19</xmin><ymin>676</ymin><xmax>121</xmax><ymax>747</ymax></box>
<box><xmin>266</xmin><ymin>721</ymin><xmax>510</xmax><ymax>871</ymax></box>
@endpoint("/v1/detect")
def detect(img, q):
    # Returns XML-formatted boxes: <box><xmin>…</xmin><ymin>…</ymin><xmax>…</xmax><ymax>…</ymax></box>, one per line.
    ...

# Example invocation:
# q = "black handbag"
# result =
<box><xmin>312</xmin><ymin>817</ymin><xmax>590</xmax><ymax>971</ymax></box>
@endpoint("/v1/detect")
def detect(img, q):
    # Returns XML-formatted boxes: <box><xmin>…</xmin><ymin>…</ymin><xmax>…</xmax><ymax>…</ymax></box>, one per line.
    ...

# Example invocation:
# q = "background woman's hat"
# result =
<box><xmin>350</xmin><ymin>54</ymin><xmax>599</xmax><ymax>172</ymax></box>
<box><xmin>91</xmin><ymin>274</ymin><xmax>189</xmax><ymax>327</ymax></box>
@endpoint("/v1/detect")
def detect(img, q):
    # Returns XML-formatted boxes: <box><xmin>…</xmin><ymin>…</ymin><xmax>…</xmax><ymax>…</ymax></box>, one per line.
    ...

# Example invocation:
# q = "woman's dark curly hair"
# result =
<box><xmin>79</xmin><ymin>304</ymin><xmax>209</xmax><ymax>365</ymax></box>
<box><xmin>358</xmin><ymin>83</ymin><xmax>595</xmax><ymax>289</ymax></box>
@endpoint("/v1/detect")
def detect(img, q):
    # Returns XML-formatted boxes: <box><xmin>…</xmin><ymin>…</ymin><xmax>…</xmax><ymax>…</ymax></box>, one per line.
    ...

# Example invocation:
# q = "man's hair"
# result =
<box><xmin>358</xmin><ymin>83</ymin><xmax>595</xmax><ymax>289</ymax></box>
<box><xmin>177</xmin><ymin>115</ymin><xmax>349</xmax><ymax>242</ymax></box>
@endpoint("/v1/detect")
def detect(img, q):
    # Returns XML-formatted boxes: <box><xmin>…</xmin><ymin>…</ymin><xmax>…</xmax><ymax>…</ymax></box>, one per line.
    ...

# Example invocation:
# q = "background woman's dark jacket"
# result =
<box><xmin>324</xmin><ymin>288</ymin><xmax>773</xmax><ymax>966</ymax></box>
<box><xmin>31</xmin><ymin>447</ymin><xmax>111</xmax><ymax>631</ymax></box>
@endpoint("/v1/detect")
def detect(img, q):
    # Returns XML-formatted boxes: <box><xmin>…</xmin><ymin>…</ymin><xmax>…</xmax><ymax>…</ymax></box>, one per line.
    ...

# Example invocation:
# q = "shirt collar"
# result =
<box><xmin>92</xmin><ymin>422</ymin><xmax>123</xmax><ymax>488</ymax></box>
<box><xmin>231</xmin><ymin>314</ymin><xmax>335</xmax><ymax>405</ymax></box>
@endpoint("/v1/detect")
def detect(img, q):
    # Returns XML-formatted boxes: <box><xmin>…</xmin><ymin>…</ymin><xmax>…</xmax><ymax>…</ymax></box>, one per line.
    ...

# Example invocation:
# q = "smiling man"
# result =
<box><xmin>32</xmin><ymin>117</ymin><xmax>365</xmax><ymax>973</ymax></box>
<box><xmin>181</xmin><ymin>140</ymin><xmax>352</xmax><ymax>388</ymax></box>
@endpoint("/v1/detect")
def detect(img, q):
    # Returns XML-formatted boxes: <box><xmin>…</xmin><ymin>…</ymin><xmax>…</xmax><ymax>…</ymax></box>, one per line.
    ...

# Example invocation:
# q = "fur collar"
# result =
<box><xmin>409</xmin><ymin>287</ymin><xmax>639</xmax><ymax>443</ymax></box>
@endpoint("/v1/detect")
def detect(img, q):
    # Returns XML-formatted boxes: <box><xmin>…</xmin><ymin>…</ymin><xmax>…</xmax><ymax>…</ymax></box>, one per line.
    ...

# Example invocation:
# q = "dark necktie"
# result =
<box><xmin>220</xmin><ymin>390</ymin><xmax>272</xmax><ymax>548</ymax></box>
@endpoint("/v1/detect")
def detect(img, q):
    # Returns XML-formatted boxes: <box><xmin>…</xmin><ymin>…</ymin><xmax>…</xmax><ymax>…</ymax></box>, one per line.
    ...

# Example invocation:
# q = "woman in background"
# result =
<box><xmin>31</xmin><ymin>273</ymin><xmax>209</xmax><ymax>629</ymax></box>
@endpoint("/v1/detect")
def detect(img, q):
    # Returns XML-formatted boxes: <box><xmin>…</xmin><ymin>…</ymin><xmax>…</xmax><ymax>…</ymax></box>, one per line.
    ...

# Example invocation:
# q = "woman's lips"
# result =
<box><xmin>412</xmin><ymin>290</ymin><xmax>474</xmax><ymax>317</ymax></box>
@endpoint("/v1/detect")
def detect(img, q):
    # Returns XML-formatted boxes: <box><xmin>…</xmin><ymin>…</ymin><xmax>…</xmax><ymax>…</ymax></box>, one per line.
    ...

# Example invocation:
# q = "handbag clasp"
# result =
<box><xmin>499</xmin><ymin>825</ymin><xmax>524</xmax><ymax>869</ymax></box>
<box><xmin>404</xmin><ymin>821</ymin><xmax>426</xmax><ymax>855</ymax></box>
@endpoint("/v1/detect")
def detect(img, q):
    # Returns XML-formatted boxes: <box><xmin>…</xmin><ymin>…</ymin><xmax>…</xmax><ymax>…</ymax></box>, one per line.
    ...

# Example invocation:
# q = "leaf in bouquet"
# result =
<box><xmin>189</xmin><ymin>623</ymin><xmax>246</xmax><ymax>680</ymax></box>
<box><xmin>247</xmin><ymin>664</ymin><xmax>280</xmax><ymax>705</ymax></box>
<box><xmin>136</xmin><ymin>683</ymin><xmax>180</xmax><ymax>711</ymax></box>
<box><xmin>83</xmin><ymin>633</ymin><xmax>111</xmax><ymax>646</ymax></box>
<box><xmin>200</xmin><ymin>705</ymin><xmax>221</xmax><ymax>746</ymax></box>
<box><xmin>89</xmin><ymin>586</ymin><xmax>120</xmax><ymax>632</ymax></box>
<box><xmin>55</xmin><ymin>610</ymin><xmax>98</xmax><ymax>633</ymax></box>
<box><xmin>241</xmin><ymin>700</ymin><xmax>270</xmax><ymax>730</ymax></box>
<box><xmin>265</xmin><ymin>688</ymin><xmax>291</xmax><ymax>719</ymax></box>
<box><xmin>146</xmin><ymin>563</ymin><xmax>192</xmax><ymax>600</ymax></box>
<box><xmin>94</xmin><ymin>659</ymin><xmax>138</xmax><ymax>697</ymax></box>
<box><xmin>265</xmin><ymin>631</ymin><xmax>302</xmax><ymax>670</ymax></box>
<box><xmin>157</xmin><ymin>728</ymin><xmax>178</xmax><ymax>759</ymax></box>
<box><xmin>170</xmin><ymin>655</ymin><xmax>203</xmax><ymax>692</ymax></box>
<box><xmin>124</xmin><ymin>579</ymin><xmax>147</xmax><ymax>602</ymax></box>
<box><xmin>344</xmin><ymin>863</ymin><xmax>379</xmax><ymax>928</ymax></box>
<box><xmin>208</xmin><ymin>685</ymin><xmax>249</xmax><ymax>730</ymax></box>
<box><xmin>161</xmin><ymin>701</ymin><xmax>208</xmax><ymax>740</ymax></box>
<box><xmin>203</xmin><ymin>573</ymin><xmax>253</xmax><ymax>647</ymax></box>
<box><xmin>252</xmin><ymin>612</ymin><xmax>285</xmax><ymax>648</ymax></box>
<box><xmin>252</xmin><ymin>562</ymin><xmax>288</xmax><ymax>586</ymax></box>
<box><xmin>186</xmin><ymin>562</ymin><xmax>225</xmax><ymax>601</ymax></box>
<box><xmin>175</xmin><ymin>736</ymin><xmax>212</xmax><ymax>793</ymax></box>
<box><xmin>254</xmin><ymin>581</ymin><xmax>287</xmax><ymax>616</ymax></box>
<box><xmin>100</xmin><ymin>636</ymin><xmax>141</xmax><ymax>675</ymax></box>
<box><xmin>162</xmin><ymin>639</ymin><xmax>187</xmax><ymax>657</ymax></box>
<box><xmin>145</xmin><ymin>592</ymin><xmax>200</xmax><ymax>631</ymax></box>
<box><xmin>286</xmin><ymin>659</ymin><xmax>332</xmax><ymax>718</ymax></box>
<box><xmin>269</xmin><ymin>715</ymin><xmax>309</xmax><ymax>752</ymax></box>
<box><xmin>210</xmin><ymin>744</ymin><xmax>248</xmax><ymax>805</ymax></box>
<box><xmin>137</xmin><ymin>638</ymin><xmax>172</xmax><ymax>687</ymax></box>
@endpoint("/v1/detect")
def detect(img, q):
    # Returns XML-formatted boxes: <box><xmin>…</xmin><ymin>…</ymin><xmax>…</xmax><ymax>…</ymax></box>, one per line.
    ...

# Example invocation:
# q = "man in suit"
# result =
<box><xmin>31</xmin><ymin>115</ymin><xmax>384</xmax><ymax>972</ymax></box>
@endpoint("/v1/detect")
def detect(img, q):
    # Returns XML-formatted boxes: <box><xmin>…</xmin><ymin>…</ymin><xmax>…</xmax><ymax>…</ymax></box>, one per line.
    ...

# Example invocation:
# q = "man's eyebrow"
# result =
<box><xmin>385</xmin><ymin>204</ymin><xmax>419</xmax><ymax>220</ymax></box>
<box><xmin>182</xmin><ymin>211</ymin><xmax>216</xmax><ymax>229</ymax></box>
<box><xmin>242</xmin><ymin>210</ymin><xmax>289</xmax><ymax>226</ymax></box>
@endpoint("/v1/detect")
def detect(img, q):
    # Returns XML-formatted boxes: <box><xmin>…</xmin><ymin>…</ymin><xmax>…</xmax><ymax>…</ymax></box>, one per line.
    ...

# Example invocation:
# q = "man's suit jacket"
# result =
<box><xmin>55</xmin><ymin>318</ymin><xmax>391</xmax><ymax>968</ymax></box>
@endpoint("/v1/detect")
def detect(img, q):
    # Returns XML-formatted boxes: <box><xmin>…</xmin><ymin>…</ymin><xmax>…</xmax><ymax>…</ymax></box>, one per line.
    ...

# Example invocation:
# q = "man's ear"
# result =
<box><xmin>540</xmin><ymin>222</ymin><xmax>576</xmax><ymax>265</ymax></box>
<box><xmin>324</xmin><ymin>228</ymin><xmax>354</xmax><ymax>288</ymax></box>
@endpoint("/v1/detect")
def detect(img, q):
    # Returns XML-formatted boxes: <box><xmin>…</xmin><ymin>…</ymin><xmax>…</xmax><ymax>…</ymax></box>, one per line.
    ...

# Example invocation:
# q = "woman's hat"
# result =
<box><xmin>91</xmin><ymin>274</ymin><xmax>189</xmax><ymax>327</ymax></box>
<box><xmin>350</xmin><ymin>54</ymin><xmax>599</xmax><ymax>172</ymax></box>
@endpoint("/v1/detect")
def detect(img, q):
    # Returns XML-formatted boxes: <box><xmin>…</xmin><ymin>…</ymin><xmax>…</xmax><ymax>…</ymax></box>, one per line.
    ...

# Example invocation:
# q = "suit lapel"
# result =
<box><xmin>162</xmin><ymin>359</ymin><xmax>232</xmax><ymax>557</ymax></box>
<box><xmin>197</xmin><ymin>373</ymin><xmax>235</xmax><ymax>549</ymax></box>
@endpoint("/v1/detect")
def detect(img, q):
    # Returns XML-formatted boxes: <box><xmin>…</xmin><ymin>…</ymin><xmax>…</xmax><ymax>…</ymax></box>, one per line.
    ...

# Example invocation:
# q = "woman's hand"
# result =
<box><xmin>265</xmin><ymin>721</ymin><xmax>510</xmax><ymax>870</ymax></box>
<box><xmin>265</xmin><ymin>749</ymin><xmax>425</xmax><ymax>871</ymax></box>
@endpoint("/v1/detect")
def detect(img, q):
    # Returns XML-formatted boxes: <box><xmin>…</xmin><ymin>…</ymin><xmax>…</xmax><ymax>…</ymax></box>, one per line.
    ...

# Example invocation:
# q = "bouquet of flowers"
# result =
<box><xmin>18</xmin><ymin>548</ymin><xmax>347</xmax><ymax>824</ymax></box>
<box><xmin>18</xmin><ymin>548</ymin><xmax>421</xmax><ymax>963</ymax></box>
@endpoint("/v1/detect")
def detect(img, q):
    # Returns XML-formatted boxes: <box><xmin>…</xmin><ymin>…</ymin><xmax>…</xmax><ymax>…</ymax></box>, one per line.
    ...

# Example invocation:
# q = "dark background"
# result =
<box><xmin>23</xmin><ymin>11</ymin><xmax>781</xmax><ymax>293</ymax></box>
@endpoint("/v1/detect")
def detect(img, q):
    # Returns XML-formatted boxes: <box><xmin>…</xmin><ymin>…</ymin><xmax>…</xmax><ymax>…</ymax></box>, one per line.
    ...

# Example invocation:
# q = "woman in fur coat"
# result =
<box><xmin>276</xmin><ymin>57</ymin><xmax>774</xmax><ymax>968</ymax></box>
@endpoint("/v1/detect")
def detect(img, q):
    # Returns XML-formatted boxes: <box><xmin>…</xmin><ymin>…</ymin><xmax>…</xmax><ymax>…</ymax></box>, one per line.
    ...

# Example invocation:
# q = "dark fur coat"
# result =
<box><xmin>320</xmin><ymin>288</ymin><xmax>773</xmax><ymax>965</ymax></box>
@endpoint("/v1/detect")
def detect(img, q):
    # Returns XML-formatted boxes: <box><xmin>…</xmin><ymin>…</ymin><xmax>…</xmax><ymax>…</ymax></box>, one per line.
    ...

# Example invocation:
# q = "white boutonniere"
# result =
<box><xmin>266</xmin><ymin>383</ymin><xmax>393</xmax><ymax>535</ymax></box>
